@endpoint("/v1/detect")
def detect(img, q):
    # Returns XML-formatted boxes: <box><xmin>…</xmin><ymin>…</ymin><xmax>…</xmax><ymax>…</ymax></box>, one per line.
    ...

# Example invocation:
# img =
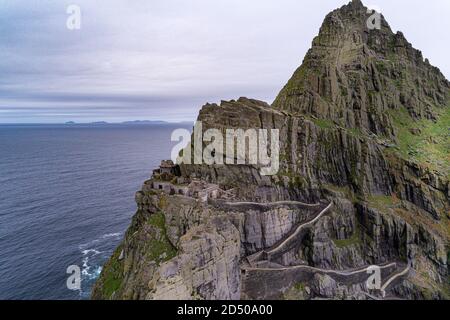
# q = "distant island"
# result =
<box><xmin>64</xmin><ymin>120</ymin><xmax>193</xmax><ymax>125</ymax></box>
<box><xmin>121</xmin><ymin>120</ymin><xmax>168</xmax><ymax>125</ymax></box>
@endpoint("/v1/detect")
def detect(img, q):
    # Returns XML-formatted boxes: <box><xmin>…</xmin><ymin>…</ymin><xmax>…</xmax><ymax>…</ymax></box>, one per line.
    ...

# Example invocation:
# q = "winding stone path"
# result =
<box><xmin>241</xmin><ymin>261</ymin><xmax>402</xmax><ymax>299</ymax></box>
<box><xmin>239</xmin><ymin>198</ymin><xmax>409</xmax><ymax>299</ymax></box>
<box><xmin>364</xmin><ymin>264</ymin><xmax>410</xmax><ymax>300</ymax></box>
<box><xmin>211</xmin><ymin>199</ymin><xmax>322</xmax><ymax>213</ymax></box>
<box><xmin>380</xmin><ymin>265</ymin><xmax>410</xmax><ymax>295</ymax></box>
<box><xmin>266</xmin><ymin>202</ymin><xmax>332</xmax><ymax>256</ymax></box>
<box><xmin>246</xmin><ymin>202</ymin><xmax>332</xmax><ymax>266</ymax></box>
<box><xmin>242</xmin><ymin>261</ymin><xmax>397</xmax><ymax>274</ymax></box>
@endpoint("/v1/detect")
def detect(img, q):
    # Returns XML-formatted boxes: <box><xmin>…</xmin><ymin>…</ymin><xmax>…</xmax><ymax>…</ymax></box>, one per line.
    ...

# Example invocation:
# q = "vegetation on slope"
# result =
<box><xmin>146</xmin><ymin>212</ymin><xmax>177</xmax><ymax>264</ymax></box>
<box><xmin>389</xmin><ymin>106</ymin><xmax>450</xmax><ymax>174</ymax></box>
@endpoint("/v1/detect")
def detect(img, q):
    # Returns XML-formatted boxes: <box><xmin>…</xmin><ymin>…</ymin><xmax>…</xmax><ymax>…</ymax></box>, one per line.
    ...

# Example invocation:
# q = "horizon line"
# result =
<box><xmin>0</xmin><ymin>120</ymin><xmax>195</xmax><ymax>125</ymax></box>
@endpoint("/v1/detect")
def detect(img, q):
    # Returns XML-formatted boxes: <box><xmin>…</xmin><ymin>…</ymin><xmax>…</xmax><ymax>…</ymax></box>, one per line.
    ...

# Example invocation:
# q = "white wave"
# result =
<box><xmin>101</xmin><ymin>232</ymin><xmax>122</xmax><ymax>239</ymax></box>
<box><xmin>81</xmin><ymin>256</ymin><xmax>103</xmax><ymax>280</ymax></box>
<box><xmin>78</xmin><ymin>232</ymin><xmax>123</xmax><ymax>249</ymax></box>
<box><xmin>81</xmin><ymin>249</ymin><xmax>101</xmax><ymax>256</ymax></box>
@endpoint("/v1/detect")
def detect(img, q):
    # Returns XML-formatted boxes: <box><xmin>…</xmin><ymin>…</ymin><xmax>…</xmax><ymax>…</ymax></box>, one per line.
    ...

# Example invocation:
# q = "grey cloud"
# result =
<box><xmin>1</xmin><ymin>0</ymin><xmax>449</xmax><ymax>123</ymax></box>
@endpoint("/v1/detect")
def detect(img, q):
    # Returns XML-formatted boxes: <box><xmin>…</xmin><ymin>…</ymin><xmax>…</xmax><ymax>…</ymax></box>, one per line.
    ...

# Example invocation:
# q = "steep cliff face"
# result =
<box><xmin>92</xmin><ymin>0</ymin><xmax>449</xmax><ymax>300</ymax></box>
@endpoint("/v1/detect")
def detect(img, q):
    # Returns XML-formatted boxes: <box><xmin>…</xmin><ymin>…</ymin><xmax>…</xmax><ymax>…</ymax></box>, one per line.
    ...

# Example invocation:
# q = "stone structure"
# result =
<box><xmin>149</xmin><ymin>161</ymin><xmax>223</xmax><ymax>202</ymax></box>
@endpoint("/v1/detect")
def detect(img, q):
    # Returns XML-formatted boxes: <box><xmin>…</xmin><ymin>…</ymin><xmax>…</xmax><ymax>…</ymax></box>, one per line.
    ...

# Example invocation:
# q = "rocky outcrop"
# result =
<box><xmin>93</xmin><ymin>0</ymin><xmax>449</xmax><ymax>300</ymax></box>
<box><xmin>147</xmin><ymin>216</ymin><xmax>241</xmax><ymax>300</ymax></box>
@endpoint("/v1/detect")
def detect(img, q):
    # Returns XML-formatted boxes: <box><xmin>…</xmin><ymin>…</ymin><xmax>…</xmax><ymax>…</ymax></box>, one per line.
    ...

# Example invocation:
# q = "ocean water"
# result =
<box><xmin>0</xmin><ymin>123</ymin><xmax>191</xmax><ymax>300</ymax></box>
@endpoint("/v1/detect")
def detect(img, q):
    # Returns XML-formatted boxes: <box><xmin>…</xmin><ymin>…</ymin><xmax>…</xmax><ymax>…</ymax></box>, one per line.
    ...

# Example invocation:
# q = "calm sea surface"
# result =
<box><xmin>0</xmin><ymin>123</ymin><xmax>191</xmax><ymax>299</ymax></box>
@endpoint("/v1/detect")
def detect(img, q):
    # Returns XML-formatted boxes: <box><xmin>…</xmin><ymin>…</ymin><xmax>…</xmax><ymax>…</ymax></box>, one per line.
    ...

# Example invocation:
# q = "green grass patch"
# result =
<box><xmin>146</xmin><ymin>213</ymin><xmax>177</xmax><ymax>265</ymax></box>
<box><xmin>375</xmin><ymin>61</ymin><xmax>389</xmax><ymax>75</ymax></box>
<box><xmin>322</xmin><ymin>184</ymin><xmax>357</xmax><ymax>203</ymax></box>
<box><xmin>312</xmin><ymin>118</ymin><xmax>335</xmax><ymax>129</ymax></box>
<box><xmin>283</xmin><ymin>66</ymin><xmax>309</xmax><ymax>93</ymax></box>
<box><xmin>332</xmin><ymin>224</ymin><xmax>362</xmax><ymax>248</ymax></box>
<box><xmin>389</xmin><ymin>106</ymin><xmax>450</xmax><ymax>173</ymax></box>
<box><xmin>393</xmin><ymin>78</ymin><xmax>403</xmax><ymax>89</ymax></box>
<box><xmin>294</xmin><ymin>282</ymin><xmax>305</xmax><ymax>292</ymax></box>
<box><xmin>367</xmin><ymin>194</ymin><xmax>399</xmax><ymax>211</ymax></box>
<box><xmin>347</xmin><ymin>127</ymin><xmax>364</xmax><ymax>137</ymax></box>
<box><xmin>100</xmin><ymin>246</ymin><xmax>124</xmax><ymax>299</ymax></box>
<box><xmin>148</xmin><ymin>212</ymin><xmax>165</xmax><ymax>228</ymax></box>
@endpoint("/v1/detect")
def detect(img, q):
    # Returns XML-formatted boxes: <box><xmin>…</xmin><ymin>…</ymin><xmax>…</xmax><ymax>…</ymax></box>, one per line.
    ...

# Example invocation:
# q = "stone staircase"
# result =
<box><xmin>240</xmin><ymin>199</ymin><xmax>410</xmax><ymax>299</ymax></box>
<box><xmin>241</xmin><ymin>261</ymin><xmax>406</xmax><ymax>299</ymax></box>
<box><xmin>365</xmin><ymin>264</ymin><xmax>411</xmax><ymax>300</ymax></box>
<box><xmin>246</xmin><ymin>201</ymin><xmax>332</xmax><ymax>267</ymax></box>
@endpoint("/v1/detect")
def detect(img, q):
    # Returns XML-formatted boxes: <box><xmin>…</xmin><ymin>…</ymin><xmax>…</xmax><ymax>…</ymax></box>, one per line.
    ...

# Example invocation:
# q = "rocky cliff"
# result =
<box><xmin>92</xmin><ymin>0</ymin><xmax>449</xmax><ymax>300</ymax></box>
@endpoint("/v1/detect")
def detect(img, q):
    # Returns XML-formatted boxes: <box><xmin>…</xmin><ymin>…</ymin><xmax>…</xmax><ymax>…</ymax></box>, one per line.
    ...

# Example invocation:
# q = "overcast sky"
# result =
<box><xmin>1</xmin><ymin>0</ymin><xmax>449</xmax><ymax>123</ymax></box>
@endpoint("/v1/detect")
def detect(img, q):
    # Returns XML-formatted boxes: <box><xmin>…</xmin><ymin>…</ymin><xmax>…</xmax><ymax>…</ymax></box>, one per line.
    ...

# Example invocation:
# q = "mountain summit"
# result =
<box><xmin>93</xmin><ymin>1</ymin><xmax>449</xmax><ymax>300</ymax></box>
<box><xmin>274</xmin><ymin>0</ymin><xmax>448</xmax><ymax>137</ymax></box>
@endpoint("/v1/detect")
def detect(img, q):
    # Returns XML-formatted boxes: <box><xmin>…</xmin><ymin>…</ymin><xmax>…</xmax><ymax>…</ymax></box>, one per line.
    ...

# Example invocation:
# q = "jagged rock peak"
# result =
<box><xmin>350</xmin><ymin>0</ymin><xmax>363</xmax><ymax>6</ymax></box>
<box><xmin>316</xmin><ymin>0</ymin><xmax>392</xmax><ymax>47</ymax></box>
<box><xmin>273</xmin><ymin>0</ymin><xmax>449</xmax><ymax>135</ymax></box>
